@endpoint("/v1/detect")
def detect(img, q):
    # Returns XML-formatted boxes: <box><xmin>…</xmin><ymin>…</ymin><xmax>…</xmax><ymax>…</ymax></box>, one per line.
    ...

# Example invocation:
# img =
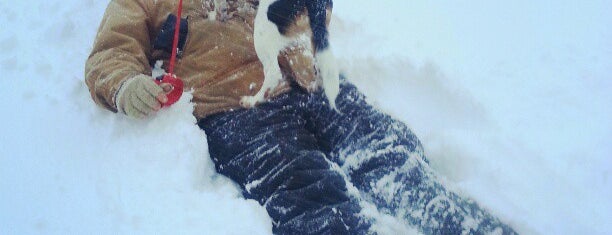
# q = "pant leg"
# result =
<box><xmin>305</xmin><ymin>78</ymin><xmax>517</xmax><ymax>235</ymax></box>
<box><xmin>198</xmin><ymin>91</ymin><xmax>370</xmax><ymax>235</ymax></box>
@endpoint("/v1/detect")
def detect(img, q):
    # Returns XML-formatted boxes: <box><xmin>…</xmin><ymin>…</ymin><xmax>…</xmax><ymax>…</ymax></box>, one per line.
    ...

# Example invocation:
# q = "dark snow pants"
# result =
<box><xmin>198</xmin><ymin>79</ymin><xmax>516</xmax><ymax>235</ymax></box>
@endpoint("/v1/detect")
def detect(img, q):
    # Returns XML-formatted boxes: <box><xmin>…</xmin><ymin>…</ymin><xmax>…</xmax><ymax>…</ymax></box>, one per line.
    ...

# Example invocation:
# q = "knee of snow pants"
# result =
<box><xmin>198</xmin><ymin>91</ymin><xmax>370</xmax><ymax>235</ymax></box>
<box><xmin>305</xmin><ymin>77</ymin><xmax>425</xmax><ymax>190</ymax></box>
<box><xmin>303</xmin><ymin>77</ymin><xmax>517</xmax><ymax>235</ymax></box>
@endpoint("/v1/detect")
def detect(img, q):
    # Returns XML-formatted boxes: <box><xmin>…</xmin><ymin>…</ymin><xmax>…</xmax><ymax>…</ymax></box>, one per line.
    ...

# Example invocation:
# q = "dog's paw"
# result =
<box><xmin>239</xmin><ymin>96</ymin><xmax>258</xmax><ymax>108</ymax></box>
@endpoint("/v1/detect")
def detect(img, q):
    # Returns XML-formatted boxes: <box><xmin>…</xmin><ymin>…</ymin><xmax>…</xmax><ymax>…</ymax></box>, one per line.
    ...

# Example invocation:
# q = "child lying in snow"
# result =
<box><xmin>85</xmin><ymin>0</ymin><xmax>516</xmax><ymax>234</ymax></box>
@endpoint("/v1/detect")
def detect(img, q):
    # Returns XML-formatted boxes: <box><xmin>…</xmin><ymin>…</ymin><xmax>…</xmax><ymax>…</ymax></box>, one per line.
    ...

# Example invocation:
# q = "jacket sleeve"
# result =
<box><xmin>84</xmin><ymin>0</ymin><xmax>152</xmax><ymax>112</ymax></box>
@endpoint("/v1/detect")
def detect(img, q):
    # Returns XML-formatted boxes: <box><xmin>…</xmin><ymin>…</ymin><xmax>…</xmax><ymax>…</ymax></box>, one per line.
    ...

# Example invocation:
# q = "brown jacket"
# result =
<box><xmin>85</xmin><ymin>0</ymin><xmax>321</xmax><ymax>119</ymax></box>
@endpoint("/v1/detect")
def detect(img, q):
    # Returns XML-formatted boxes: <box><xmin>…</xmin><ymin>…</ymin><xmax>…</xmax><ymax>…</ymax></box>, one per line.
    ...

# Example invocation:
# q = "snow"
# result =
<box><xmin>1</xmin><ymin>0</ymin><xmax>610</xmax><ymax>234</ymax></box>
<box><xmin>331</xmin><ymin>1</ymin><xmax>611</xmax><ymax>234</ymax></box>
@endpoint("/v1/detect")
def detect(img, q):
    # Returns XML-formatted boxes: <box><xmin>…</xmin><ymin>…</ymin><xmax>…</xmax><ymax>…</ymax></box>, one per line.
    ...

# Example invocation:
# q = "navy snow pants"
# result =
<box><xmin>198</xmin><ymin>79</ymin><xmax>516</xmax><ymax>235</ymax></box>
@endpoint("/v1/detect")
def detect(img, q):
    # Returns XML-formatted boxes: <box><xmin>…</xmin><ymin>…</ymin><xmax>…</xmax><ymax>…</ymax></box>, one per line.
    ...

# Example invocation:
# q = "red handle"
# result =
<box><xmin>156</xmin><ymin>0</ymin><xmax>185</xmax><ymax>108</ymax></box>
<box><xmin>155</xmin><ymin>74</ymin><xmax>184</xmax><ymax>107</ymax></box>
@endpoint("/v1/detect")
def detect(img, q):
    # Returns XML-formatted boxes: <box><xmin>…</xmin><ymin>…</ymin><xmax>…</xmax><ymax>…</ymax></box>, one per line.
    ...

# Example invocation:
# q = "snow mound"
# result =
<box><xmin>1</xmin><ymin>0</ymin><xmax>611</xmax><ymax>234</ymax></box>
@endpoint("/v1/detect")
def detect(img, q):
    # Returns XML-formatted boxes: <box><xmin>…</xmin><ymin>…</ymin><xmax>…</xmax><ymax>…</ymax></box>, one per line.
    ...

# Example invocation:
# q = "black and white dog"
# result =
<box><xmin>240</xmin><ymin>0</ymin><xmax>339</xmax><ymax>110</ymax></box>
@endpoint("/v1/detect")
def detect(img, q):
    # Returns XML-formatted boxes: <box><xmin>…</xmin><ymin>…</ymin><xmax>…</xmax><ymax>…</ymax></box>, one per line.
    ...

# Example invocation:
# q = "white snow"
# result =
<box><xmin>331</xmin><ymin>1</ymin><xmax>611</xmax><ymax>234</ymax></box>
<box><xmin>1</xmin><ymin>0</ymin><xmax>610</xmax><ymax>235</ymax></box>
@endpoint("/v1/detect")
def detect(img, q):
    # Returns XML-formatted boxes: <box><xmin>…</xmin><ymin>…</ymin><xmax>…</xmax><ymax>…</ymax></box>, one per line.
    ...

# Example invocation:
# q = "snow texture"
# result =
<box><xmin>1</xmin><ymin>0</ymin><xmax>611</xmax><ymax>234</ymax></box>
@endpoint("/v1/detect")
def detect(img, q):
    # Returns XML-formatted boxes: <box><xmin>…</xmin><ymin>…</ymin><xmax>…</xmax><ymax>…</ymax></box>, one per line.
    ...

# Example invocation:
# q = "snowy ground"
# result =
<box><xmin>1</xmin><ymin>0</ymin><xmax>610</xmax><ymax>234</ymax></box>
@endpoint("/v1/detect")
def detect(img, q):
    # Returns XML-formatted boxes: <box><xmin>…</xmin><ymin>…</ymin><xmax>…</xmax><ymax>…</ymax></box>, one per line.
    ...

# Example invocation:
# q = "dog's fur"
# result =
<box><xmin>240</xmin><ymin>0</ymin><xmax>339</xmax><ymax>110</ymax></box>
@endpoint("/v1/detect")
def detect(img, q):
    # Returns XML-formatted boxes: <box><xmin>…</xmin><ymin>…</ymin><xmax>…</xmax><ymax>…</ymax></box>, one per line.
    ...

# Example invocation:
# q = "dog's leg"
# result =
<box><xmin>308</xmin><ymin>0</ymin><xmax>340</xmax><ymax>110</ymax></box>
<box><xmin>240</xmin><ymin>48</ymin><xmax>283</xmax><ymax>107</ymax></box>
<box><xmin>240</xmin><ymin>1</ymin><xmax>286</xmax><ymax>108</ymax></box>
<box><xmin>315</xmin><ymin>48</ymin><xmax>340</xmax><ymax>110</ymax></box>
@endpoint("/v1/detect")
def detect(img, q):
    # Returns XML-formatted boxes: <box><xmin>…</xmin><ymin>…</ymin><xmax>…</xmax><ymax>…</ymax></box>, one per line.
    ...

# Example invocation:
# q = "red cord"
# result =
<box><xmin>168</xmin><ymin>0</ymin><xmax>183</xmax><ymax>75</ymax></box>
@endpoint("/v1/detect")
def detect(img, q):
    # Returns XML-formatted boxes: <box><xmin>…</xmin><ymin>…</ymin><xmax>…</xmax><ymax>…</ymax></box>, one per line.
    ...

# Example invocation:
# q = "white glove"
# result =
<box><xmin>115</xmin><ymin>74</ymin><xmax>168</xmax><ymax>119</ymax></box>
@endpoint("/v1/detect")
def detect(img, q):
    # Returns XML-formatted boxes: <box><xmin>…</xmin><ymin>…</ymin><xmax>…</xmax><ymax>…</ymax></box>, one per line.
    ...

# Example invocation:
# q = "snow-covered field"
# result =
<box><xmin>1</xmin><ymin>0</ymin><xmax>610</xmax><ymax>234</ymax></box>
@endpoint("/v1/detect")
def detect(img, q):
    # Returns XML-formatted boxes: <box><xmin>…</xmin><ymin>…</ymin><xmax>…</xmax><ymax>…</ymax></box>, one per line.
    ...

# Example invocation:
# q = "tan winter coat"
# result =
<box><xmin>85</xmin><ymin>0</ymin><xmax>324</xmax><ymax>119</ymax></box>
